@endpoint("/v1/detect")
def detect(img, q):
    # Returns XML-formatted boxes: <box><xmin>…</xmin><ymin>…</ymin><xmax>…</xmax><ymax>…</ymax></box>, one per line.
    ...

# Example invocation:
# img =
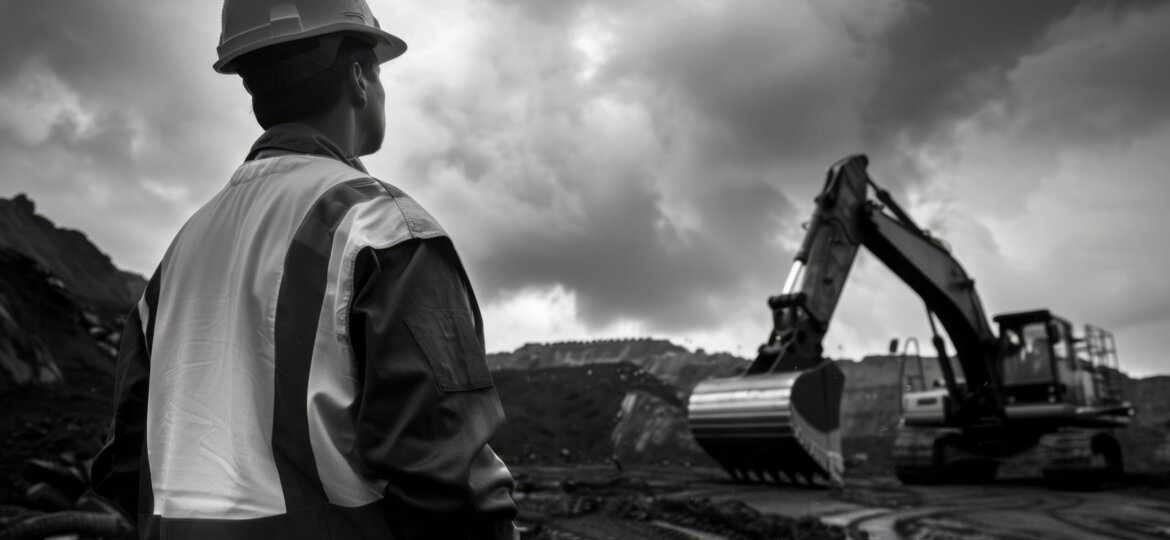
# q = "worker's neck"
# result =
<box><xmin>298</xmin><ymin>109</ymin><xmax>362</xmax><ymax>159</ymax></box>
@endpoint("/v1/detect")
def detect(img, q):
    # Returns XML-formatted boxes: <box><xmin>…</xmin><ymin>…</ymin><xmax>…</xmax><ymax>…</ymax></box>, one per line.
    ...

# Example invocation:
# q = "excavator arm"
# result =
<box><xmin>747</xmin><ymin>156</ymin><xmax>868</xmax><ymax>375</ymax></box>
<box><xmin>688</xmin><ymin>155</ymin><xmax>1004</xmax><ymax>485</ymax></box>
<box><xmin>863</xmin><ymin>196</ymin><xmax>1003</xmax><ymax>420</ymax></box>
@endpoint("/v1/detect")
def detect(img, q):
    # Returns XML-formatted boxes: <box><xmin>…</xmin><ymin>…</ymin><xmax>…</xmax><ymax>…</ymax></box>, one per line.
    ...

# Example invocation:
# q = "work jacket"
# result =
<box><xmin>90</xmin><ymin>124</ymin><xmax>517</xmax><ymax>539</ymax></box>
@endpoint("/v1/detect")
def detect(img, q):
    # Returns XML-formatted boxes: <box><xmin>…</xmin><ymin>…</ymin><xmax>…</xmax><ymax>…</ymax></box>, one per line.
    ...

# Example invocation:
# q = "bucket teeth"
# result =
<box><xmin>688</xmin><ymin>360</ymin><xmax>845</xmax><ymax>486</ymax></box>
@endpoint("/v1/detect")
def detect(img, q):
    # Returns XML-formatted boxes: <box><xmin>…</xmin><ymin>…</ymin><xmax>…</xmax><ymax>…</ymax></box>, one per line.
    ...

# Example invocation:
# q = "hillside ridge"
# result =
<box><xmin>0</xmin><ymin>194</ymin><xmax>146</xmax><ymax>317</ymax></box>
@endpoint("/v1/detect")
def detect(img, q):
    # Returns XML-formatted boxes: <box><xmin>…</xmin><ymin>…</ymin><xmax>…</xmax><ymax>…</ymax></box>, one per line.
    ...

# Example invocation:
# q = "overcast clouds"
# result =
<box><xmin>1</xmin><ymin>0</ymin><xmax>1168</xmax><ymax>376</ymax></box>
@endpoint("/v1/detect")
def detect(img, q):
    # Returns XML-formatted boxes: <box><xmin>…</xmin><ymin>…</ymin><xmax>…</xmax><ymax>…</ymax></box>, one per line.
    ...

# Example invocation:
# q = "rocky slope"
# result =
<box><xmin>0</xmin><ymin>249</ymin><xmax>114</xmax><ymax>392</ymax></box>
<box><xmin>0</xmin><ymin>195</ymin><xmax>138</xmax><ymax>502</ymax></box>
<box><xmin>0</xmin><ymin>195</ymin><xmax>135</xmax><ymax>393</ymax></box>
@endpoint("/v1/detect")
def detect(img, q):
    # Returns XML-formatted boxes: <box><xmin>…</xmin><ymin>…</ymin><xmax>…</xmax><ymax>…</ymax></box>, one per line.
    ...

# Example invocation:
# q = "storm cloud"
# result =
<box><xmin>1</xmin><ymin>0</ymin><xmax>1168</xmax><ymax>375</ymax></box>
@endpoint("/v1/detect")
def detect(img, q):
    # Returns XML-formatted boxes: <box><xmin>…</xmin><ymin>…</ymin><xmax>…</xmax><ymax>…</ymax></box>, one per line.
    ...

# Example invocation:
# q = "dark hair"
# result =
<box><xmin>235</xmin><ymin>35</ymin><xmax>377</xmax><ymax>129</ymax></box>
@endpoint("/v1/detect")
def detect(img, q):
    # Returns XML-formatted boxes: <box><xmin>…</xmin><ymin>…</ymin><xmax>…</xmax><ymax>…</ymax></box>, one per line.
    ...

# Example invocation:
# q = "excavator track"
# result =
<box><xmin>1039</xmin><ymin>429</ymin><xmax>1123</xmax><ymax>489</ymax></box>
<box><xmin>893</xmin><ymin>427</ymin><xmax>999</xmax><ymax>485</ymax></box>
<box><xmin>892</xmin><ymin>427</ymin><xmax>944</xmax><ymax>484</ymax></box>
<box><xmin>687</xmin><ymin>360</ymin><xmax>845</xmax><ymax>486</ymax></box>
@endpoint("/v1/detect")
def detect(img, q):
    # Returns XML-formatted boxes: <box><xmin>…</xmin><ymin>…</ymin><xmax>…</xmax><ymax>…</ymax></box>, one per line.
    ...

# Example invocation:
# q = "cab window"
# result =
<box><xmin>1002</xmin><ymin>322</ymin><xmax>1052</xmax><ymax>385</ymax></box>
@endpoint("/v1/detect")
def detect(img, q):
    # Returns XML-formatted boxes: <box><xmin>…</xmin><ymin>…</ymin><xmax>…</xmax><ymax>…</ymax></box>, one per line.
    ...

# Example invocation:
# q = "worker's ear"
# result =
<box><xmin>348</xmin><ymin>60</ymin><xmax>368</xmax><ymax>109</ymax></box>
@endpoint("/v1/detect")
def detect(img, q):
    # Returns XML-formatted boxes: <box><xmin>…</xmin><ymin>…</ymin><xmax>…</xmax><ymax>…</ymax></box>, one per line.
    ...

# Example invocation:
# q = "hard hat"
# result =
<box><xmin>214</xmin><ymin>0</ymin><xmax>407</xmax><ymax>74</ymax></box>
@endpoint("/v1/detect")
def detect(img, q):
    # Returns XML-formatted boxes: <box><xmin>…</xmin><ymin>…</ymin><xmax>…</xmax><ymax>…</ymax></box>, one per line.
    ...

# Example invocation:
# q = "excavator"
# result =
<box><xmin>686</xmin><ymin>155</ymin><xmax>1134</xmax><ymax>487</ymax></box>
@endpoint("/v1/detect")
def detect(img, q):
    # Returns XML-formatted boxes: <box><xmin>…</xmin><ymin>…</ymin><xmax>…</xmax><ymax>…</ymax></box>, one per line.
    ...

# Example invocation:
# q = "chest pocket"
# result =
<box><xmin>405</xmin><ymin>310</ymin><xmax>493</xmax><ymax>392</ymax></box>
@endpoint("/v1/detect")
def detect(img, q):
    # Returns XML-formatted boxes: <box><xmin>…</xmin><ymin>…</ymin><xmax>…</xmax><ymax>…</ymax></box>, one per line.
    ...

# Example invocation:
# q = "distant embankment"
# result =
<box><xmin>488</xmin><ymin>341</ymin><xmax>1170</xmax><ymax>475</ymax></box>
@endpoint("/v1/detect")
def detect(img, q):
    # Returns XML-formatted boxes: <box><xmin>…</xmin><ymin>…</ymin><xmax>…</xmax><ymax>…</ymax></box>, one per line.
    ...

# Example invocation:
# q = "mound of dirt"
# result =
<box><xmin>490</xmin><ymin>362</ymin><xmax>716</xmax><ymax>468</ymax></box>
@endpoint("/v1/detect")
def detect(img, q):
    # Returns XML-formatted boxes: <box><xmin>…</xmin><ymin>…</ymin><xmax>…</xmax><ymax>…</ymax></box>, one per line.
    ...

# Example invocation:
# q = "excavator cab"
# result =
<box><xmin>995</xmin><ymin>310</ymin><xmax>1124</xmax><ymax>409</ymax></box>
<box><xmin>997</xmin><ymin>311</ymin><xmax>1069</xmax><ymax>406</ymax></box>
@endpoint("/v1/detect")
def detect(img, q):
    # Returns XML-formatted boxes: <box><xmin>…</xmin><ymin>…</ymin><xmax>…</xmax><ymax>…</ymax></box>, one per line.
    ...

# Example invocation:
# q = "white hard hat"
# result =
<box><xmin>214</xmin><ymin>0</ymin><xmax>407</xmax><ymax>74</ymax></box>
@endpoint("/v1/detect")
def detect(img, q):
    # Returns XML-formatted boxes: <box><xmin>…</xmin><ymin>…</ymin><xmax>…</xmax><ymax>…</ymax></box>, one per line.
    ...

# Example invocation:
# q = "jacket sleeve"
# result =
<box><xmin>90</xmin><ymin>302</ymin><xmax>152</xmax><ymax>521</ymax></box>
<box><xmin>348</xmin><ymin>237</ymin><xmax>517</xmax><ymax>540</ymax></box>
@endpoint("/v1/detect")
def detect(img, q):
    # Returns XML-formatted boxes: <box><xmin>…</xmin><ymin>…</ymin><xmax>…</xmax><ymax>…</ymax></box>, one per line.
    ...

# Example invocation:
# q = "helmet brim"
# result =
<box><xmin>214</xmin><ymin>23</ymin><xmax>407</xmax><ymax>74</ymax></box>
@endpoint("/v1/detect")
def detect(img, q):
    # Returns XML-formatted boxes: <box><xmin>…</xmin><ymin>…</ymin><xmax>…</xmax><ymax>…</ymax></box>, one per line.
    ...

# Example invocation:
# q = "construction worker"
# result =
<box><xmin>89</xmin><ymin>1</ymin><xmax>517</xmax><ymax>538</ymax></box>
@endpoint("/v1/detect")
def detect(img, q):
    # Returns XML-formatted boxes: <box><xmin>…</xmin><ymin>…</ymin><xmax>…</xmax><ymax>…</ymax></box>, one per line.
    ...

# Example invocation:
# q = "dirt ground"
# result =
<box><xmin>0</xmin><ymin>384</ymin><xmax>108</xmax><ymax>502</ymax></box>
<box><xmin>512</xmin><ymin>465</ymin><xmax>1170</xmax><ymax>540</ymax></box>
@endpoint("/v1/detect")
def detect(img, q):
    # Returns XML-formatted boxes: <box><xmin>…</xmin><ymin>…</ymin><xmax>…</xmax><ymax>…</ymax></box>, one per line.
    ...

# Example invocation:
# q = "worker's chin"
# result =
<box><xmin>358</xmin><ymin>135</ymin><xmax>385</xmax><ymax>157</ymax></box>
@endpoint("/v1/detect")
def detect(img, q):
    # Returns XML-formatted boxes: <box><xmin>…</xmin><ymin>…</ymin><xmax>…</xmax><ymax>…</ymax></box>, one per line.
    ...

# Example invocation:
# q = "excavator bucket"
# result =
<box><xmin>687</xmin><ymin>359</ymin><xmax>845</xmax><ymax>485</ymax></box>
<box><xmin>684</xmin><ymin>156</ymin><xmax>860</xmax><ymax>486</ymax></box>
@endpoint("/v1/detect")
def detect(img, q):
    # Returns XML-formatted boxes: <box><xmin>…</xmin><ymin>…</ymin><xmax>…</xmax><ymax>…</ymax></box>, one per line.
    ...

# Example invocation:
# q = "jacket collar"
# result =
<box><xmin>245</xmin><ymin>123</ymin><xmax>368</xmax><ymax>173</ymax></box>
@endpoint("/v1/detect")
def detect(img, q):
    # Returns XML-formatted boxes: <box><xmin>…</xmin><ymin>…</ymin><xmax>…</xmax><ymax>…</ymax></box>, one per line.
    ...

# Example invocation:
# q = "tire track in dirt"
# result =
<box><xmin>838</xmin><ymin>488</ymin><xmax>1165</xmax><ymax>540</ymax></box>
<box><xmin>674</xmin><ymin>479</ymin><xmax>1170</xmax><ymax>540</ymax></box>
<box><xmin>836</xmin><ymin>493</ymin><xmax>1042</xmax><ymax>540</ymax></box>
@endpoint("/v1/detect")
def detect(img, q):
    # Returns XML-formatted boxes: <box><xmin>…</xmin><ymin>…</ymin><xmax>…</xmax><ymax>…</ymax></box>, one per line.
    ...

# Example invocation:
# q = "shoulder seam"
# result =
<box><xmin>370</xmin><ymin>179</ymin><xmax>420</xmax><ymax>240</ymax></box>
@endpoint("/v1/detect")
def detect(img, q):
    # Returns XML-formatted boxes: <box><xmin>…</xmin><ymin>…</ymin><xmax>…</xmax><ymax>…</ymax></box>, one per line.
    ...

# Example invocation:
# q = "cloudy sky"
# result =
<box><xmin>2</xmin><ymin>0</ymin><xmax>1168</xmax><ymax>376</ymax></box>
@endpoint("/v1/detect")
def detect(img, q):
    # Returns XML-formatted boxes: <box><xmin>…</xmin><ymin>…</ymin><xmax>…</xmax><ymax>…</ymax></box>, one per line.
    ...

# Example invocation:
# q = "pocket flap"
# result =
<box><xmin>405</xmin><ymin>310</ymin><xmax>493</xmax><ymax>392</ymax></box>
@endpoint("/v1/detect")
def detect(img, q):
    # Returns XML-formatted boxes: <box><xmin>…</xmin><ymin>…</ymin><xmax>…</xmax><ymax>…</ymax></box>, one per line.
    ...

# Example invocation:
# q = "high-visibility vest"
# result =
<box><xmin>95</xmin><ymin>153</ymin><xmax>514</xmax><ymax>538</ymax></box>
